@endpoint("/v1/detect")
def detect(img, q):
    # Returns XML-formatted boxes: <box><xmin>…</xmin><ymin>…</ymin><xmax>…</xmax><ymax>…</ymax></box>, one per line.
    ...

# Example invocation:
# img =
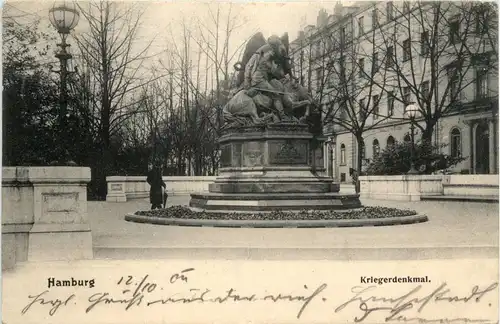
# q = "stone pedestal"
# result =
<box><xmin>190</xmin><ymin>124</ymin><xmax>361</xmax><ymax>212</ymax></box>
<box><xmin>2</xmin><ymin>167</ymin><xmax>93</xmax><ymax>270</ymax></box>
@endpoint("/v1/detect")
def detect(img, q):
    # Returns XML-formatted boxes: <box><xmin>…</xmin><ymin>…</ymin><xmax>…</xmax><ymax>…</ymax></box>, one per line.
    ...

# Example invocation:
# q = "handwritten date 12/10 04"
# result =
<box><xmin>113</xmin><ymin>268</ymin><xmax>195</xmax><ymax>301</ymax></box>
<box><xmin>117</xmin><ymin>268</ymin><xmax>194</xmax><ymax>287</ymax></box>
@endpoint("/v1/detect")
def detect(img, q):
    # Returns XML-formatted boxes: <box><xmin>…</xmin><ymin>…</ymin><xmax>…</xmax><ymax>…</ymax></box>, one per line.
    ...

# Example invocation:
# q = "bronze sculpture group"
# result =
<box><xmin>223</xmin><ymin>32</ymin><xmax>316</xmax><ymax>128</ymax></box>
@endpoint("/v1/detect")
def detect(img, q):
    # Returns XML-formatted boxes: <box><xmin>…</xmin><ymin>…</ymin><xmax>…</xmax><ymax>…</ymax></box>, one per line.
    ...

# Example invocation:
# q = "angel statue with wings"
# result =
<box><xmin>223</xmin><ymin>32</ymin><xmax>314</xmax><ymax>127</ymax></box>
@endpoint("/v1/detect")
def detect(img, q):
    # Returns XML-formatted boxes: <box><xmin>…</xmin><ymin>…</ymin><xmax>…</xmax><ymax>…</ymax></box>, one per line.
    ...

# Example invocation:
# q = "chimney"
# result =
<box><xmin>334</xmin><ymin>2</ymin><xmax>343</xmax><ymax>16</ymax></box>
<box><xmin>316</xmin><ymin>9</ymin><xmax>329</xmax><ymax>27</ymax></box>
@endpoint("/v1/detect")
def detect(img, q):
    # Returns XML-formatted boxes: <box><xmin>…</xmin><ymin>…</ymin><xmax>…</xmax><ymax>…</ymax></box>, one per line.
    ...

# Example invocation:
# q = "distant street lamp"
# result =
<box><xmin>405</xmin><ymin>103</ymin><xmax>419</xmax><ymax>175</ymax></box>
<box><xmin>49</xmin><ymin>1</ymin><xmax>80</xmax><ymax>165</ymax></box>
<box><xmin>327</xmin><ymin>137</ymin><xmax>336</xmax><ymax>178</ymax></box>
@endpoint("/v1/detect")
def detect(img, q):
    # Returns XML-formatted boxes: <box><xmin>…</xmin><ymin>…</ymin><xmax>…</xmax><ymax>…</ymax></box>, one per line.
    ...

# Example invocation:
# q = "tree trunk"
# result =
<box><xmin>355</xmin><ymin>135</ymin><xmax>364</xmax><ymax>194</ymax></box>
<box><xmin>421</xmin><ymin>120</ymin><xmax>436</xmax><ymax>146</ymax></box>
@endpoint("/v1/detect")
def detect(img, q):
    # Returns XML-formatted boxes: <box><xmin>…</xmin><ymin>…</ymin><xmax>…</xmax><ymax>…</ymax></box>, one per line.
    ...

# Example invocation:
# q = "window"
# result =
<box><xmin>432</xmin><ymin>3</ymin><xmax>440</xmax><ymax>19</ymax></box>
<box><xmin>339</xmin><ymin>100</ymin><xmax>348</xmax><ymax>120</ymax></box>
<box><xmin>402</xmin><ymin>39</ymin><xmax>411</xmax><ymax>62</ymax></box>
<box><xmin>372</xmin><ymin>95</ymin><xmax>379</xmax><ymax>119</ymax></box>
<box><xmin>358</xmin><ymin>16</ymin><xmax>364</xmax><ymax>36</ymax></box>
<box><xmin>449</xmin><ymin>19</ymin><xmax>460</xmax><ymax>44</ymax></box>
<box><xmin>326</xmin><ymin>37</ymin><xmax>333</xmax><ymax>50</ymax></box>
<box><xmin>387</xmin><ymin>135</ymin><xmax>395</xmax><ymax>147</ymax></box>
<box><xmin>373</xmin><ymin>52</ymin><xmax>379</xmax><ymax>72</ymax></box>
<box><xmin>404</xmin><ymin>134</ymin><xmax>411</xmax><ymax>142</ymax></box>
<box><xmin>339</xmin><ymin>54</ymin><xmax>346</xmax><ymax>76</ymax></box>
<box><xmin>476</xmin><ymin>66</ymin><xmax>489</xmax><ymax>99</ymax></box>
<box><xmin>403</xmin><ymin>86</ymin><xmax>411</xmax><ymax>105</ymax></box>
<box><xmin>420</xmin><ymin>30</ymin><xmax>430</xmax><ymax>56</ymax></box>
<box><xmin>372</xmin><ymin>9</ymin><xmax>378</xmax><ymax>29</ymax></box>
<box><xmin>386</xmin><ymin>2</ymin><xmax>394</xmax><ymax>21</ymax></box>
<box><xmin>474</xmin><ymin>8</ymin><xmax>489</xmax><ymax>35</ymax></box>
<box><xmin>387</xmin><ymin>91</ymin><xmax>394</xmax><ymax>116</ymax></box>
<box><xmin>327</xmin><ymin>63</ymin><xmax>335</xmax><ymax>88</ymax></box>
<box><xmin>340</xmin><ymin>144</ymin><xmax>346</xmax><ymax>165</ymax></box>
<box><xmin>421</xmin><ymin>81</ymin><xmax>430</xmax><ymax>101</ymax></box>
<box><xmin>450</xmin><ymin>128</ymin><xmax>461</xmax><ymax>158</ymax></box>
<box><xmin>448</xmin><ymin>66</ymin><xmax>460</xmax><ymax>102</ymax></box>
<box><xmin>373</xmin><ymin>139</ymin><xmax>380</xmax><ymax>157</ymax></box>
<box><xmin>359</xmin><ymin>98</ymin><xmax>366</xmax><ymax>121</ymax></box>
<box><xmin>340</xmin><ymin>173</ymin><xmax>346</xmax><ymax>182</ymax></box>
<box><xmin>316</xmin><ymin>68</ymin><xmax>323</xmax><ymax>89</ymax></box>
<box><xmin>386</xmin><ymin>46</ymin><xmax>394</xmax><ymax>68</ymax></box>
<box><xmin>358</xmin><ymin>58</ymin><xmax>365</xmax><ymax>77</ymax></box>
<box><xmin>315</xmin><ymin>42</ymin><xmax>321</xmax><ymax>58</ymax></box>
<box><xmin>361</xmin><ymin>141</ymin><xmax>366</xmax><ymax>159</ymax></box>
<box><xmin>341</xmin><ymin>27</ymin><xmax>346</xmax><ymax>44</ymax></box>
<box><xmin>403</xmin><ymin>1</ymin><xmax>410</xmax><ymax>14</ymax></box>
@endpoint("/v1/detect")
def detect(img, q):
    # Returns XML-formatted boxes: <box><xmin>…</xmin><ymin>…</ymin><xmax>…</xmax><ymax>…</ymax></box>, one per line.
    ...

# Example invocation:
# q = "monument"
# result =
<box><xmin>189</xmin><ymin>32</ymin><xmax>361</xmax><ymax>212</ymax></box>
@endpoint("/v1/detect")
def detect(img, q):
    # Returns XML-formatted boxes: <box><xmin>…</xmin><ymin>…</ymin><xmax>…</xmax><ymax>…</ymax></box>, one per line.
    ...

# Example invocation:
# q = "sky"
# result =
<box><xmin>3</xmin><ymin>0</ymin><xmax>350</xmax><ymax>89</ymax></box>
<box><xmin>138</xmin><ymin>1</ymin><xmax>339</xmax><ymax>67</ymax></box>
<box><xmin>3</xmin><ymin>0</ymin><xmax>344</xmax><ymax>52</ymax></box>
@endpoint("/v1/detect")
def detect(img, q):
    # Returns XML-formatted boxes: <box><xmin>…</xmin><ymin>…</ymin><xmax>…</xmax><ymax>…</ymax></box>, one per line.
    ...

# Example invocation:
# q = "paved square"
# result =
<box><xmin>89</xmin><ymin>196</ymin><xmax>498</xmax><ymax>260</ymax></box>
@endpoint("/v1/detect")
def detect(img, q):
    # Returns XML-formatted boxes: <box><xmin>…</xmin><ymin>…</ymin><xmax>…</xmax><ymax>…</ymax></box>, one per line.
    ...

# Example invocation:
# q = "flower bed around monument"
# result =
<box><xmin>135</xmin><ymin>205</ymin><xmax>417</xmax><ymax>220</ymax></box>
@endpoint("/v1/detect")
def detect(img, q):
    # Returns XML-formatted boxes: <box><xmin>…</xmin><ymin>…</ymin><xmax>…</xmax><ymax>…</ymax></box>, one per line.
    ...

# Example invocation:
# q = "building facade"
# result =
<box><xmin>290</xmin><ymin>1</ymin><xmax>498</xmax><ymax>183</ymax></box>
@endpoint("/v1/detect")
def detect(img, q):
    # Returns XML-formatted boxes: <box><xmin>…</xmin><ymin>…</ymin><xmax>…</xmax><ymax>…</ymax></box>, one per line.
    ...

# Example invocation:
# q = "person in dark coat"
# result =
<box><xmin>146</xmin><ymin>165</ymin><xmax>166</xmax><ymax>210</ymax></box>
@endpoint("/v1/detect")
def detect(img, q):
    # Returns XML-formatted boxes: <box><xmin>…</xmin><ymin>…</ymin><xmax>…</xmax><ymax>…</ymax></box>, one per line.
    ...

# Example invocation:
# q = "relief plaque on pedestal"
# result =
<box><xmin>232</xmin><ymin>143</ymin><xmax>242</xmax><ymax>167</ymax></box>
<box><xmin>269</xmin><ymin>140</ymin><xmax>308</xmax><ymax>165</ymax></box>
<box><xmin>220</xmin><ymin>144</ymin><xmax>232</xmax><ymax>168</ymax></box>
<box><xmin>313</xmin><ymin>146</ymin><xmax>324</xmax><ymax>169</ymax></box>
<box><xmin>242</xmin><ymin>141</ymin><xmax>263</xmax><ymax>167</ymax></box>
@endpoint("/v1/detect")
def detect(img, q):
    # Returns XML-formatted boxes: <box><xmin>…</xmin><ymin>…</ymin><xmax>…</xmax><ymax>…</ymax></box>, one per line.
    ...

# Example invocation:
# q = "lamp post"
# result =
<box><xmin>327</xmin><ymin>137</ymin><xmax>336</xmax><ymax>178</ymax></box>
<box><xmin>49</xmin><ymin>1</ymin><xmax>80</xmax><ymax>165</ymax></box>
<box><xmin>405</xmin><ymin>103</ymin><xmax>419</xmax><ymax>175</ymax></box>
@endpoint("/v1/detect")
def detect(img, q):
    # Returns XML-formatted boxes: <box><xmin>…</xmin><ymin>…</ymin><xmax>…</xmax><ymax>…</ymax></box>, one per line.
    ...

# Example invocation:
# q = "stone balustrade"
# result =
<box><xmin>106</xmin><ymin>176</ymin><xmax>217</xmax><ymax>202</ymax></box>
<box><xmin>442</xmin><ymin>175</ymin><xmax>499</xmax><ymax>196</ymax></box>
<box><xmin>2</xmin><ymin>167</ymin><xmax>93</xmax><ymax>270</ymax></box>
<box><xmin>359</xmin><ymin>175</ymin><xmax>444</xmax><ymax>201</ymax></box>
<box><xmin>360</xmin><ymin>174</ymin><xmax>499</xmax><ymax>201</ymax></box>
<box><xmin>107</xmin><ymin>174</ymin><xmax>499</xmax><ymax>203</ymax></box>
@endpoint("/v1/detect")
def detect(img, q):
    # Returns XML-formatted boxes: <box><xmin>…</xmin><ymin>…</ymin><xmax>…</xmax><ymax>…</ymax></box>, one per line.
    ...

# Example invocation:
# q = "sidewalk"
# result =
<box><xmin>88</xmin><ymin>195</ymin><xmax>499</xmax><ymax>260</ymax></box>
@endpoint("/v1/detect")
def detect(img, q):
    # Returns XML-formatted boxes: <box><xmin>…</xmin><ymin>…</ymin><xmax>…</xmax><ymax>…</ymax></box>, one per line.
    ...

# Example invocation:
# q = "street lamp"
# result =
<box><xmin>327</xmin><ymin>137</ymin><xmax>336</xmax><ymax>178</ymax></box>
<box><xmin>405</xmin><ymin>102</ymin><xmax>419</xmax><ymax>175</ymax></box>
<box><xmin>49</xmin><ymin>1</ymin><xmax>80</xmax><ymax>165</ymax></box>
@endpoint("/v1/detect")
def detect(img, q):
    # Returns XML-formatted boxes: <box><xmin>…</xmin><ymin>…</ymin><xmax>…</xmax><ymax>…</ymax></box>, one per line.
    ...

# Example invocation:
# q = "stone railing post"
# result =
<box><xmin>2</xmin><ymin>167</ymin><xmax>33</xmax><ymax>270</ymax></box>
<box><xmin>27</xmin><ymin>167</ymin><xmax>93</xmax><ymax>261</ymax></box>
<box><xmin>404</xmin><ymin>175</ymin><xmax>422</xmax><ymax>202</ymax></box>
<box><xmin>106</xmin><ymin>176</ymin><xmax>127</xmax><ymax>202</ymax></box>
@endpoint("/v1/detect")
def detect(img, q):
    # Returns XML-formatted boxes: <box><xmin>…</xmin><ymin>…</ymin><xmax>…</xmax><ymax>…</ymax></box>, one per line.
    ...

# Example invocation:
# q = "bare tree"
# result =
<box><xmin>367</xmin><ymin>1</ymin><xmax>498</xmax><ymax>144</ymax></box>
<box><xmin>152</xmin><ymin>5</ymin><xmax>245</xmax><ymax>175</ymax></box>
<box><xmin>74</xmin><ymin>0</ymin><xmax>161</xmax><ymax>196</ymax></box>
<box><xmin>192</xmin><ymin>3</ymin><xmax>248</xmax><ymax>130</ymax></box>
<box><xmin>313</xmin><ymin>20</ymin><xmax>392</xmax><ymax>192</ymax></box>
<box><xmin>472</xmin><ymin>2</ymin><xmax>498</xmax><ymax>58</ymax></box>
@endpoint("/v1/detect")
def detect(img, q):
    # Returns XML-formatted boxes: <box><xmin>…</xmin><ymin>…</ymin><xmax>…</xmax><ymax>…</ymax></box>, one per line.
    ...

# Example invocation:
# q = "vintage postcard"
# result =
<box><xmin>2</xmin><ymin>0</ymin><xmax>498</xmax><ymax>323</ymax></box>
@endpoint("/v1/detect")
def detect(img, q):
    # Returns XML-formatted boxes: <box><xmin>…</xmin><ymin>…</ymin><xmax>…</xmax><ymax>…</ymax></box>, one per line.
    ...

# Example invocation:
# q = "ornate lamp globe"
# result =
<box><xmin>406</xmin><ymin>102</ymin><xmax>419</xmax><ymax>118</ymax></box>
<box><xmin>49</xmin><ymin>1</ymin><xmax>80</xmax><ymax>34</ymax></box>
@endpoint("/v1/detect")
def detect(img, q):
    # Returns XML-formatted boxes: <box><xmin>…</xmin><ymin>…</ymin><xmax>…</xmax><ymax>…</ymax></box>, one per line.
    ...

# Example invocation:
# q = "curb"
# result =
<box><xmin>420</xmin><ymin>195</ymin><xmax>499</xmax><ymax>203</ymax></box>
<box><xmin>124</xmin><ymin>213</ymin><xmax>428</xmax><ymax>228</ymax></box>
<box><xmin>93</xmin><ymin>245</ymin><xmax>498</xmax><ymax>261</ymax></box>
